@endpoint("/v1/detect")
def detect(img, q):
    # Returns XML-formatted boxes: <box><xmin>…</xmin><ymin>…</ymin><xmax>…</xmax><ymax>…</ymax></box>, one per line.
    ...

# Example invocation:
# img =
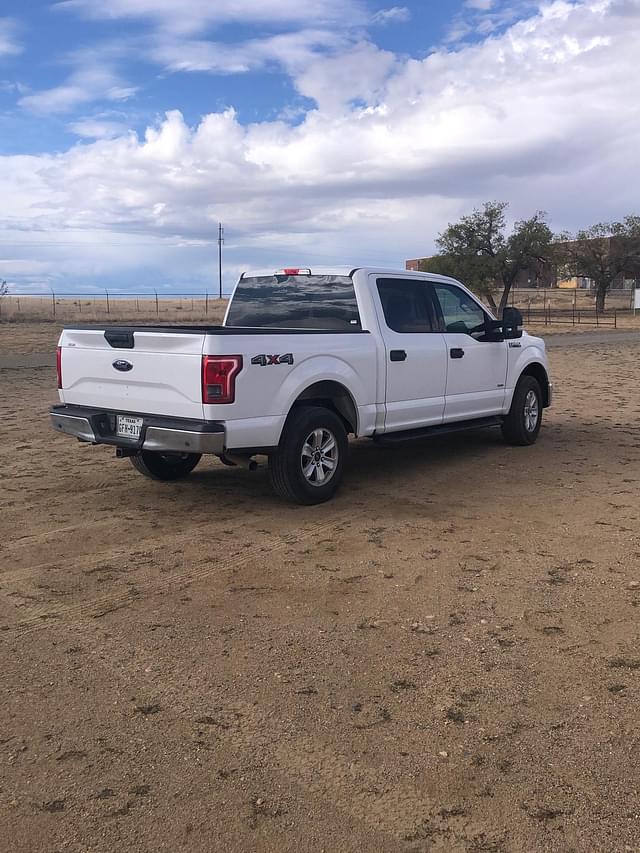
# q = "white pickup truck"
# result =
<box><xmin>51</xmin><ymin>267</ymin><xmax>552</xmax><ymax>504</ymax></box>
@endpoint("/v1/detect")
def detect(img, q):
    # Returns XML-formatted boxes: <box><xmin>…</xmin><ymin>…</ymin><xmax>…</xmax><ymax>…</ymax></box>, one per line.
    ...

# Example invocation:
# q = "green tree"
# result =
<box><xmin>425</xmin><ymin>201</ymin><xmax>553</xmax><ymax>313</ymax></box>
<box><xmin>555</xmin><ymin>217</ymin><xmax>640</xmax><ymax>311</ymax></box>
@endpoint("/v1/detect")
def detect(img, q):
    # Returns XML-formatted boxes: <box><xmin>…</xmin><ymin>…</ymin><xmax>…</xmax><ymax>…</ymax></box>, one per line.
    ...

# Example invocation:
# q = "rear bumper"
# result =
<box><xmin>50</xmin><ymin>405</ymin><xmax>225</xmax><ymax>454</ymax></box>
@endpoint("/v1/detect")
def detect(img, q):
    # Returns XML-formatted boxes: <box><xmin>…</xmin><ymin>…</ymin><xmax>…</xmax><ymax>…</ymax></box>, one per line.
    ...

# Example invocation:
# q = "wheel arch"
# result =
<box><xmin>519</xmin><ymin>361</ymin><xmax>551</xmax><ymax>407</ymax></box>
<box><xmin>290</xmin><ymin>380</ymin><xmax>359</xmax><ymax>435</ymax></box>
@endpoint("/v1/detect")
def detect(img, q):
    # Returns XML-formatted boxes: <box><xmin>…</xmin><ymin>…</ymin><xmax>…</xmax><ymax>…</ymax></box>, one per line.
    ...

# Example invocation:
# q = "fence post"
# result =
<box><xmin>136</xmin><ymin>296</ymin><xmax>139</xmax><ymax>313</ymax></box>
<box><xmin>205</xmin><ymin>291</ymin><xmax>209</xmax><ymax>315</ymax></box>
<box><xmin>51</xmin><ymin>290</ymin><xmax>56</xmax><ymax>319</ymax></box>
<box><xmin>155</xmin><ymin>290</ymin><xmax>159</xmax><ymax>315</ymax></box>
<box><xmin>105</xmin><ymin>289</ymin><xmax>110</xmax><ymax>315</ymax></box>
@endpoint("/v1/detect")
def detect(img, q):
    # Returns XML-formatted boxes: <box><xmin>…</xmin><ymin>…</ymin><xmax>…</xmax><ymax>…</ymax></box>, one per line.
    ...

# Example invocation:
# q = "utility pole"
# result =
<box><xmin>218</xmin><ymin>222</ymin><xmax>224</xmax><ymax>299</ymax></box>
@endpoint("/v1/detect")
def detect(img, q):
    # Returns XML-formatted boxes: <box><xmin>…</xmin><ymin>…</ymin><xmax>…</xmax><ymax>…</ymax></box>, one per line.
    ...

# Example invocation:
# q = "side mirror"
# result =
<box><xmin>502</xmin><ymin>306</ymin><xmax>523</xmax><ymax>339</ymax></box>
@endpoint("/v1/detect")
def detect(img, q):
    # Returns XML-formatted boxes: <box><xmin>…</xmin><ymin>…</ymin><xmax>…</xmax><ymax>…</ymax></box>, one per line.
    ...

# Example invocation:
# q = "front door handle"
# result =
<box><xmin>390</xmin><ymin>349</ymin><xmax>407</xmax><ymax>362</ymax></box>
<box><xmin>450</xmin><ymin>347</ymin><xmax>465</xmax><ymax>359</ymax></box>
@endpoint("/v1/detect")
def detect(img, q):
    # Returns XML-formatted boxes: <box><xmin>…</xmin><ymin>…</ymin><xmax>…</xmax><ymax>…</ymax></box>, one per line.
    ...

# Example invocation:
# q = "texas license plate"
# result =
<box><xmin>116</xmin><ymin>415</ymin><xmax>143</xmax><ymax>439</ymax></box>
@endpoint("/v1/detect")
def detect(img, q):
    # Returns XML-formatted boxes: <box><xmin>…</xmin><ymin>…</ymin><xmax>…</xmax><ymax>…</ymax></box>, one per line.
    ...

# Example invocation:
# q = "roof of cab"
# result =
<box><xmin>239</xmin><ymin>266</ymin><xmax>463</xmax><ymax>284</ymax></box>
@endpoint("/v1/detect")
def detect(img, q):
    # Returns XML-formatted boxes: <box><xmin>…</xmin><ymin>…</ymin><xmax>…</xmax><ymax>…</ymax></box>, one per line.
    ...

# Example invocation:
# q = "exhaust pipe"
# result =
<box><xmin>220</xmin><ymin>453</ymin><xmax>258</xmax><ymax>471</ymax></box>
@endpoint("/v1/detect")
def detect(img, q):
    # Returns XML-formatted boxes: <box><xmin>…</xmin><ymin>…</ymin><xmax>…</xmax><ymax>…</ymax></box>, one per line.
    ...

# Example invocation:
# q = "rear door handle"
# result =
<box><xmin>390</xmin><ymin>349</ymin><xmax>407</xmax><ymax>362</ymax></box>
<box><xmin>450</xmin><ymin>347</ymin><xmax>465</xmax><ymax>359</ymax></box>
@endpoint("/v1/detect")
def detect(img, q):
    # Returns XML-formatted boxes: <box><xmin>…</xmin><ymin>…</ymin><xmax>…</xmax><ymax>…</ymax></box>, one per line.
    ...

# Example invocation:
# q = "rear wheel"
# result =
<box><xmin>268</xmin><ymin>406</ymin><xmax>348</xmax><ymax>504</ymax></box>
<box><xmin>502</xmin><ymin>376</ymin><xmax>542</xmax><ymax>446</ymax></box>
<box><xmin>130</xmin><ymin>450</ymin><xmax>201</xmax><ymax>481</ymax></box>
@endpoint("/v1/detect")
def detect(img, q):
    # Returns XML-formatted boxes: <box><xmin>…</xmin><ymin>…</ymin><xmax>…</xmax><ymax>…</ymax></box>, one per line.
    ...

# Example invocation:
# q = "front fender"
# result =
<box><xmin>505</xmin><ymin>344</ymin><xmax>550</xmax><ymax>408</ymax></box>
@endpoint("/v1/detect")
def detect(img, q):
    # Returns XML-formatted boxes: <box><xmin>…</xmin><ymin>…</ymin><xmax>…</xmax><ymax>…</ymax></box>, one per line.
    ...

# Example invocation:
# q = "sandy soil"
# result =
<box><xmin>1</xmin><ymin>345</ymin><xmax>640</xmax><ymax>853</ymax></box>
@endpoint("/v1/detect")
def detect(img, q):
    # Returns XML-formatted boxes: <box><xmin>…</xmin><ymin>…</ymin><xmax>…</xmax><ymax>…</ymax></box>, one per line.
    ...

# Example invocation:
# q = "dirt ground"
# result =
<box><xmin>1</xmin><ymin>340</ymin><xmax>639</xmax><ymax>853</ymax></box>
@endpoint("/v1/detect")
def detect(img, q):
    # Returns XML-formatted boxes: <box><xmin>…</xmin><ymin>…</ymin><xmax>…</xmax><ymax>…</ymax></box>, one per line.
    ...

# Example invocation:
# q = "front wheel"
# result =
<box><xmin>268</xmin><ymin>406</ymin><xmax>348</xmax><ymax>504</ymax></box>
<box><xmin>130</xmin><ymin>450</ymin><xmax>202</xmax><ymax>481</ymax></box>
<box><xmin>502</xmin><ymin>376</ymin><xmax>542</xmax><ymax>446</ymax></box>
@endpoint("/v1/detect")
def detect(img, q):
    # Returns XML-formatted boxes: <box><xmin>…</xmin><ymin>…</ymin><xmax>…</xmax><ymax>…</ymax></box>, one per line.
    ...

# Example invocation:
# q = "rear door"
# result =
<box><xmin>60</xmin><ymin>327</ymin><xmax>206</xmax><ymax>419</ymax></box>
<box><xmin>431</xmin><ymin>282</ymin><xmax>508</xmax><ymax>421</ymax></box>
<box><xmin>372</xmin><ymin>276</ymin><xmax>447</xmax><ymax>432</ymax></box>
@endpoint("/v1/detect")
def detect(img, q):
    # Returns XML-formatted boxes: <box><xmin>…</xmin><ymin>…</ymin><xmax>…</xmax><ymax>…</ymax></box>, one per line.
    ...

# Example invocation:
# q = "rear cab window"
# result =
<box><xmin>225</xmin><ymin>274</ymin><xmax>361</xmax><ymax>330</ymax></box>
<box><xmin>376</xmin><ymin>278</ymin><xmax>437</xmax><ymax>333</ymax></box>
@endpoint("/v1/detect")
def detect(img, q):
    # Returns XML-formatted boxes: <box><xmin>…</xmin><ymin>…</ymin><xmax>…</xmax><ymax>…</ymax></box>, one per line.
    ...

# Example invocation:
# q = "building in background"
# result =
<box><xmin>407</xmin><ymin>237</ymin><xmax>639</xmax><ymax>291</ymax></box>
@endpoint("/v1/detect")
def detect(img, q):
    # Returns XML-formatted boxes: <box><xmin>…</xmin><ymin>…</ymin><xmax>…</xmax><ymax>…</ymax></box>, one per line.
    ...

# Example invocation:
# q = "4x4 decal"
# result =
<box><xmin>251</xmin><ymin>353</ymin><xmax>294</xmax><ymax>366</ymax></box>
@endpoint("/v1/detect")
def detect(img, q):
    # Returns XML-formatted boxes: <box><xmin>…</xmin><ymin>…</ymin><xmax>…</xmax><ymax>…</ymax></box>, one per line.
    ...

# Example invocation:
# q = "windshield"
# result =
<box><xmin>225</xmin><ymin>274</ymin><xmax>361</xmax><ymax>330</ymax></box>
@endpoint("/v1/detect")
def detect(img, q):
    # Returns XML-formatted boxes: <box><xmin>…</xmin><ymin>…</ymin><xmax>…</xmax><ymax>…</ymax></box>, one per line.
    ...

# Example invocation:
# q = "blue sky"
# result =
<box><xmin>0</xmin><ymin>0</ymin><xmax>638</xmax><ymax>293</ymax></box>
<box><xmin>0</xmin><ymin>1</ymin><xmax>508</xmax><ymax>154</ymax></box>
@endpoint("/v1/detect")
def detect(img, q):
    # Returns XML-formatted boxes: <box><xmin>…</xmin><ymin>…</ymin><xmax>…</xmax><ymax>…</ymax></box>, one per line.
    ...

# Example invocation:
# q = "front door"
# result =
<box><xmin>431</xmin><ymin>282</ymin><xmax>508</xmax><ymax>421</ymax></box>
<box><xmin>373</xmin><ymin>276</ymin><xmax>448</xmax><ymax>432</ymax></box>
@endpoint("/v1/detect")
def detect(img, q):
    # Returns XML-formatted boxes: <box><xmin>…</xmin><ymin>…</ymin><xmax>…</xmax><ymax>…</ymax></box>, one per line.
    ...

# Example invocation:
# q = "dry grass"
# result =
<box><xmin>0</xmin><ymin>296</ymin><xmax>229</xmax><ymax>325</ymax></box>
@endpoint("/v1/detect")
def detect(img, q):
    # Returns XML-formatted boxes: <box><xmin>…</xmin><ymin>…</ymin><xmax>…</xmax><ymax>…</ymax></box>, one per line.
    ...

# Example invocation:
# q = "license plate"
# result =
<box><xmin>116</xmin><ymin>415</ymin><xmax>143</xmax><ymax>440</ymax></box>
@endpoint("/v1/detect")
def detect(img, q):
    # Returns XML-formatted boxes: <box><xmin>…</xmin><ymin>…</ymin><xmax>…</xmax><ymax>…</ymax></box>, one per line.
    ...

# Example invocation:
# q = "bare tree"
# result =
<box><xmin>425</xmin><ymin>201</ymin><xmax>553</xmax><ymax>313</ymax></box>
<box><xmin>555</xmin><ymin>217</ymin><xmax>640</xmax><ymax>311</ymax></box>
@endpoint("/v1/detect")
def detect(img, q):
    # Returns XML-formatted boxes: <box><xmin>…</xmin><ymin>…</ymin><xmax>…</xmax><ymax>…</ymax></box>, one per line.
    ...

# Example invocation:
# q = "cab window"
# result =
<box><xmin>376</xmin><ymin>279</ymin><xmax>437</xmax><ymax>333</ymax></box>
<box><xmin>433</xmin><ymin>283</ymin><xmax>486</xmax><ymax>337</ymax></box>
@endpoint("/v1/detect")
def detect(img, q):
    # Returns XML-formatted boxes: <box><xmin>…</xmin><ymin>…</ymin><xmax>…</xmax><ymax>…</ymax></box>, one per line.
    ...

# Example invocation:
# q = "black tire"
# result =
<box><xmin>130</xmin><ymin>450</ymin><xmax>201</xmax><ymax>481</ymax></box>
<box><xmin>502</xmin><ymin>375</ymin><xmax>542</xmax><ymax>446</ymax></box>
<box><xmin>268</xmin><ymin>405</ymin><xmax>348</xmax><ymax>504</ymax></box>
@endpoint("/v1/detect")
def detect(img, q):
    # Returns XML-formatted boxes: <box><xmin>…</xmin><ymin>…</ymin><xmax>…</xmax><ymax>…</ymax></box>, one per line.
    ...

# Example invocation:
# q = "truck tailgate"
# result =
<box><xmin>59</xmin><ymin>328</ymin><xmax>206</xmax><ymax>419</ymax></box>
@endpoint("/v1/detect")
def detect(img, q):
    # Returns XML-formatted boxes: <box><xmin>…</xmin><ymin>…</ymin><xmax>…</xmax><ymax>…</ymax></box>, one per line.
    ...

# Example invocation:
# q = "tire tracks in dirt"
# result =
<box><xmin>3</xmin><ymin>515</ymin><xmax>349</xmax><ymax>633</ymax></box>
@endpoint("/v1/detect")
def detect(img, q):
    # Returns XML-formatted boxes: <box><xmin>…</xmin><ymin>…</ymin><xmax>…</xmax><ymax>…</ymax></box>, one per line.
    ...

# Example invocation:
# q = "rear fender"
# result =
<box><xmin>275</xmin><ymin>355</ymin><xmax>369</xmax><ymax>438</ymax></box>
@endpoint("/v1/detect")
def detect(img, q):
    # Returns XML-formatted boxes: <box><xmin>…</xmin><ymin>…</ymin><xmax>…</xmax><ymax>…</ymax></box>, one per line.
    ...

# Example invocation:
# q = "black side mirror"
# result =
<box><xmin>502</xmin><ymin>306</ymin><xmax>523</xmax><ymax>339</ymax></box>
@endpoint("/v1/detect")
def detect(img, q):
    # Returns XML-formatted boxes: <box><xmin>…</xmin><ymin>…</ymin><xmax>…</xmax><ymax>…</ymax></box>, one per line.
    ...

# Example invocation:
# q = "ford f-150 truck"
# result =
<box><xmin>50</xmin><ymin>267</ymin><xmax>552</xmax><ymax>504</ymax></box>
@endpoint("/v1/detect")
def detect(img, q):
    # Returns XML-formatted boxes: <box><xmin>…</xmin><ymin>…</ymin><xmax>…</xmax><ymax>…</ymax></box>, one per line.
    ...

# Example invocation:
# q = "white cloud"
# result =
<box><xmin>293</xmin><ymin>41</ymin><xmax>397</xmax><ymax>112</ymax></box>
<box><xmin>19</xmin><ymin>66</ymin><xmax>136</xmax><ymax>115</ymax></box>
<box><xmin>465</xmin><ymin>0</ymin><xmax>495</xmax><ymax>10</ymax></box>
<box><xmin>371</xmin><ymin>6</ymin><xmax>411</xmax><ymax>25</ymax></box>
<box><xmin>1</xmin><ymin>1</ymin><xmax>639</xmax><ymax>290</ymax></box>
<box><xmin>150</xmin><ymin>29</ymin><xmax>345</xmax><ymax>75</ymax></box>
<box><xmin>68</xmin><ymin>116</ymin><xmax>131</xmax><ymax>138</ymax></box>
<box><xmin>55</xmin><ymin>0</ymin><xmax>367</xmax><ymax>34</ymax></box>
<box><xmin>0</xmin><ymin>18</ymin><xmax>22</xmax><ymax>58</ymax></box>
<box><xmin>447</xmin><ymin>0</ymin><xmax>534</xmax><ymax>42</ymax></box>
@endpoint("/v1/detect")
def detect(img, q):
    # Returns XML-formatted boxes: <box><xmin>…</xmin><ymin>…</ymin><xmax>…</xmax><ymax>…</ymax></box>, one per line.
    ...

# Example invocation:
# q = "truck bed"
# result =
<box><xmin>63</xmin><ymin>324</ymin><xmax>370</xmax><ymax>336</ymax></box>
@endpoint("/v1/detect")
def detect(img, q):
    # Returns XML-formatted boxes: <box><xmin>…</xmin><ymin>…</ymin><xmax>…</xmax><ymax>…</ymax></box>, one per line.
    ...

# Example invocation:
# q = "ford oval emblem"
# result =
<box><xmin>113</xmin><ymin>359</ymin><xmax>133</xmax><ymax>372</ymax></box>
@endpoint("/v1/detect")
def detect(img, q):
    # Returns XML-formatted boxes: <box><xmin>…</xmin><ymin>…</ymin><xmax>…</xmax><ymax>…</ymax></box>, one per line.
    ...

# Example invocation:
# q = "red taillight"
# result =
<box><xmin>202</xmin><ymin>355</ymin><xmax>242</xmax><ymax>404</ymax></box>
<box><xmin>283</xmin><ymin>268</ymin><xmax>301</xmax><ymax>275</ymax></box>
<box><xmin>56</xmin><ymin>346</ymin><xmax>62</xmax><ymax>389</ymax></box>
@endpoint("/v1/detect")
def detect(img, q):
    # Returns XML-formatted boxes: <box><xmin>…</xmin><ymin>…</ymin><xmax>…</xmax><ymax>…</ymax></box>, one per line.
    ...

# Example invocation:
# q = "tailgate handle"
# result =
<box><xmin>104</xmin><ymin>330</ymin><xmax>135</xmax><ymax>349</ymax></box>
<box><xmin>390</xmin><ymin>349</ymin><xmax>407</xmax><ymax>362</ymax></box>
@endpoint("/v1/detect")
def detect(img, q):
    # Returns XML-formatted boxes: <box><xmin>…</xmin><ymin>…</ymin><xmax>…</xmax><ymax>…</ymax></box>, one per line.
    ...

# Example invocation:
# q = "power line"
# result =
<box><xmin>218</xmin><ymin>222</ymin><xmax>224</xmax><ymax>300</ymax></box>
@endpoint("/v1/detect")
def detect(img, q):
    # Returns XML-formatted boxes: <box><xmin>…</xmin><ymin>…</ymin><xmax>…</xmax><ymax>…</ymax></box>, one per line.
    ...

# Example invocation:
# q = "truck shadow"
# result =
<box><xmin>182</xmin><ymin>417</ymin><xmax>612</xmax><ymax>504</ymax></box>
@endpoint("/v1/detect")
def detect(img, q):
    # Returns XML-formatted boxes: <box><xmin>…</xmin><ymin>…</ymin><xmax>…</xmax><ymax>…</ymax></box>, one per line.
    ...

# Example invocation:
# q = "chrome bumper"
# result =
<box><xmin>50</xmin><ymin>409</ymin><xmax>225</xmax><ymax>454</ymax></box>
<box><xmin>50</xmin><ymin>412</ymin><xmax>97</xmax><ymax>443</ymax></box>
